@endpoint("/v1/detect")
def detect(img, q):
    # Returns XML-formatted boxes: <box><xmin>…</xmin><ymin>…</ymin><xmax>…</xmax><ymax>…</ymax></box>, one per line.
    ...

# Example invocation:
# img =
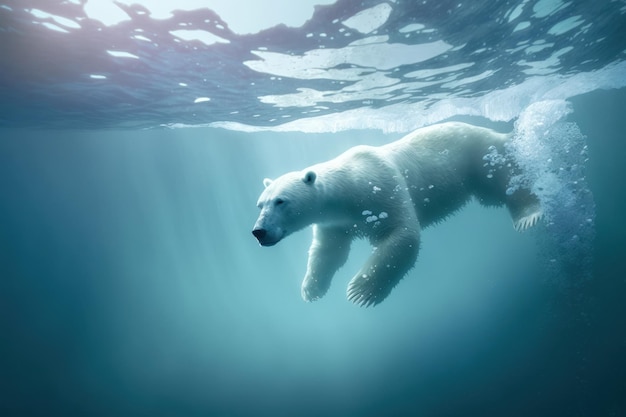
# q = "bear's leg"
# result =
<box><xmin>347</xmin><ymin>227</ymin><xmax>420</xmax><ymax>307</ymax></box>
<box><xmin>301</xmin><ymin>225</ymin><xmax>352</xmax><ymax>302</ymax></box>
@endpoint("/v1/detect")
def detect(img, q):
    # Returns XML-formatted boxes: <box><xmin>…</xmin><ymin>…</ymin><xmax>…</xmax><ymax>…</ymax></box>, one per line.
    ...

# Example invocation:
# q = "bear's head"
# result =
<box><xmin>252</xmin><ymin>170</ymin><xmax>318</xmax><ymax>246</ymax></box>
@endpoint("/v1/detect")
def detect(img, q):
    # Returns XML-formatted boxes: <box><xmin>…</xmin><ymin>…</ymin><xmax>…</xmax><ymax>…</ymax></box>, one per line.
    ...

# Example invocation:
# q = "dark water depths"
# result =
<box><xmin>1</xmin><ymin>89</ymin><xmax>625</xmax><ymax>417</ymax></box>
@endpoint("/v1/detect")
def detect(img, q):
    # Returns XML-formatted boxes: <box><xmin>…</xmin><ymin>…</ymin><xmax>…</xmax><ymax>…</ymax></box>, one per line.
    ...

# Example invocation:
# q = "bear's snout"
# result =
<box><xmin>252</xmin><ymin>227</ymin><xmax>282</xmax><ymax>246</ymax></box>
<box><xmin>252</xmin><ymin>228</ymin><xmax>267</xmax><ymax>240</ymax></box>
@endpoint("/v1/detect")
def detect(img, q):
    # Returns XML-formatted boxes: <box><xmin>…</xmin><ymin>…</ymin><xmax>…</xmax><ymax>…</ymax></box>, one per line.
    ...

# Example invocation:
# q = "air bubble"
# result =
<box><xmin>510</xmin><ymin>100</ymin><xmax>595</xmax><ymax>281</ymax></box>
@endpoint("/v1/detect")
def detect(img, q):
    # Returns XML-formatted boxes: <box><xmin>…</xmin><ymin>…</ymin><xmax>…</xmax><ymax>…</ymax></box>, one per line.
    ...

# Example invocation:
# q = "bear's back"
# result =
<box><xmin>380</xmin><ymin>122</ymin><xmax>510</xmax><ymax>227</ymax></box>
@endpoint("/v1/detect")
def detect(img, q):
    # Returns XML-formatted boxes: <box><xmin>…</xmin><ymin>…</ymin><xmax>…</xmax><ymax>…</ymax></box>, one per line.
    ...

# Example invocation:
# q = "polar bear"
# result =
<box><xmin>252</xmin><ymin>122</ymin><xmax>542</xmax><ymax>307</ymax></box>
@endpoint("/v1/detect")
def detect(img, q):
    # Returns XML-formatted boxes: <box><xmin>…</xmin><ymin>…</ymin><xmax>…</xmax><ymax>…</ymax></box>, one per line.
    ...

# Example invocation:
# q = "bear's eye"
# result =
<box><xmin>275</xmin><ymin>198</ymin><xmax>285</xmax><ymax>206</ymax></box>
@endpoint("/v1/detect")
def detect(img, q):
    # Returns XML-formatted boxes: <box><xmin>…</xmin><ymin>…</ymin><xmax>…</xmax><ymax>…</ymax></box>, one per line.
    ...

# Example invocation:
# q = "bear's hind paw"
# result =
<box><xmin>513</xmin><ymin>210</ymin><xmax>543</xmax><ymax>231</ymax></box>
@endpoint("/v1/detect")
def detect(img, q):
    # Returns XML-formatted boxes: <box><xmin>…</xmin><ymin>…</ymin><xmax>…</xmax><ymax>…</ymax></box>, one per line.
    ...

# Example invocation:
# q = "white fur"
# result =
<box><xmin>253</xmin><ymin>122</ymin><xmax>542</xmax><ymax>307</ymax></box>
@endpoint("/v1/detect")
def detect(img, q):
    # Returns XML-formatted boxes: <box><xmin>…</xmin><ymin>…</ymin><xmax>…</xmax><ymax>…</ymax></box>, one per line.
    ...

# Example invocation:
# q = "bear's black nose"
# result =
<box><xmin>252</xmin><ymin>228</ymin><xmax>267</xmax><ymax>240</ymax></box>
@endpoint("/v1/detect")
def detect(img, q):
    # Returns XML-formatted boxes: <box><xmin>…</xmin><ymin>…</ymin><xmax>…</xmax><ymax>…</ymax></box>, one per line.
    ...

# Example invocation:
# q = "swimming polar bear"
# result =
<box><xmin>252</xmin><ymin>122</ymin><xmax>542</xmax><ymax>307</ymax></box>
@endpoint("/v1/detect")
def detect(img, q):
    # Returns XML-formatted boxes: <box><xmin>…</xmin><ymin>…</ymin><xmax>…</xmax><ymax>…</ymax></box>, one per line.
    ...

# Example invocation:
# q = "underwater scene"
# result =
<box><xmin>1</xmin><ymin>0</ymin><xmax>625</xmax><ymax>416</ymax></box>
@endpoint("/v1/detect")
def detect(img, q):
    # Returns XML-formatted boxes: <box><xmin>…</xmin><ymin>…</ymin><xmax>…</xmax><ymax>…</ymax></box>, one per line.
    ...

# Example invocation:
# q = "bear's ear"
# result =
<box><xmin>263</xmin><ymin>178</ymin><xmax>273</xmax><ymax>188</ymax></box>
<box><xmin>302</xmin><ymin>170</ymin><xmax>316</xmax><ymax>185</ymax></box>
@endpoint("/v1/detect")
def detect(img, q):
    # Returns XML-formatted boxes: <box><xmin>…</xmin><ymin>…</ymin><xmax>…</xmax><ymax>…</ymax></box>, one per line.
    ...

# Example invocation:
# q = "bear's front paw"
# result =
<box><xmin>347</xmin><ymin>274</ymin><xmax>390</xmax><ymax>307</ymax></box>
<box><xmin>301</xmin><ymin>278</ymin><xmax>329</xmax><ymax>303</ymax></box>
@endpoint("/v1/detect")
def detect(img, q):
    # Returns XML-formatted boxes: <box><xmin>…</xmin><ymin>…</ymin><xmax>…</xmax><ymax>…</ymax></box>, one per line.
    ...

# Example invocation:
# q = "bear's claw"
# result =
<box><xmin>347</xmin><ymin>281</ymin><xmax>384</xmax><ymax>307</ymax></box>
<box><xmin>513</xmin><ymin>210</ymin><xmax>543</xmax><ymax>231</ymax></box>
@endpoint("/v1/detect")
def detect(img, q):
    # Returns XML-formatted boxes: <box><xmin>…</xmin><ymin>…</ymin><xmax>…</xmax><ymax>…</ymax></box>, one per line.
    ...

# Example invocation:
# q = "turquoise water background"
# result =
<box><xmin>1</xmin><ymin>89</ymin><xmax>625</xmax><ymax>416</ymax></box>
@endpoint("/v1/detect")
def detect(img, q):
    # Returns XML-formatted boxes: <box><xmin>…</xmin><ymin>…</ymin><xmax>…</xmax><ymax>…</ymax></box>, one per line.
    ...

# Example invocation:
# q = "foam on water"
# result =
<box><xmin>206</xmin><ymin>60</ymin><xmax>626</xmax><ymax>134</ymax></box>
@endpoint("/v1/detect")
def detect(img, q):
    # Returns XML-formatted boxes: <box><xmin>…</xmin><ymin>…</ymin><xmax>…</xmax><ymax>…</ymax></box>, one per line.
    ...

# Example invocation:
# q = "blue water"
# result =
<box><xmin>1</xmin><ymin>1</ymin><xmax>625</xmax><ymax>416</ymax></box>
